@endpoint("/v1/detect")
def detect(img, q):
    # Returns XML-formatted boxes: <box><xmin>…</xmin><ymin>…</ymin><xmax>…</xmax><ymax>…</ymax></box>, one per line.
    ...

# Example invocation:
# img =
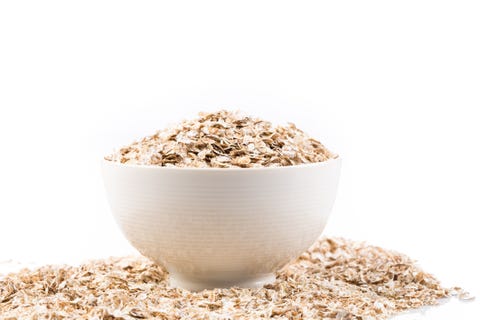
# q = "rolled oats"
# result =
<box><xmin>0</xmin><ymin>237</ymin><xmax>470</xmax><ymax>319</ymax></box>
<box><xmin>105</xmin><ymin>110</ymin><xmax>336</xmax><ymax>168</ymax></box>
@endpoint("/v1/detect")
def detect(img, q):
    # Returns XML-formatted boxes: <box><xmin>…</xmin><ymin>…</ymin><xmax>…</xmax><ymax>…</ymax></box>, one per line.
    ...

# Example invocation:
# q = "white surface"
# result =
<box><xmin>0</xmin><ymin>0</ymin><xmax>479</xmax><ymax>317</ymax></box>
<box><xmin>102</xmin><ymin>159</ymin><xmax>341</xmax><ymax>290</ymax></box>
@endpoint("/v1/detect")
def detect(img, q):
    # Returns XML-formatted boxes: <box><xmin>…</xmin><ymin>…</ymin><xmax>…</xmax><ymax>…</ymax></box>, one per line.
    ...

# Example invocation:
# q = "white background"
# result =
<box><xmin>1</xmin><ymin>1</ymin><xmax>479</xmax><ymax>318</ymax></box>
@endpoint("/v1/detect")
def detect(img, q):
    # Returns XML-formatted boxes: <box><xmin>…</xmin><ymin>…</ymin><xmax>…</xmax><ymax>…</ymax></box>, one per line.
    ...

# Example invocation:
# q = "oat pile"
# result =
<box><xmin>105</xmin><ymin>110</ymin><xmax>336</xmax><ymax>168</ymax></box>
<box><xmin>1</xmin><ymin>238</ymin><xmax>470</xmax><ymax>320</ymax></box>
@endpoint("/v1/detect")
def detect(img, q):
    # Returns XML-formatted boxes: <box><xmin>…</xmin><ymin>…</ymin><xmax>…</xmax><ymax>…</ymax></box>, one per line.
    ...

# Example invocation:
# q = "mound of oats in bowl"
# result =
<box><xmin>105</xmin><ymin>110</ymin><xmax>336</xmax><ymax>168</ymax></box>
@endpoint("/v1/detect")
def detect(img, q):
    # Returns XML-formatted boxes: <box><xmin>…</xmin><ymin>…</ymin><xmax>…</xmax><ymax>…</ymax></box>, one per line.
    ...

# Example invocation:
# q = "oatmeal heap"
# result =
<box><xmin>105</xmin><ymin>110</ymin><xmax>336</xmax><ymax>168</ymax></box>
<box><xmin>0</xmin><ymin>237</ymin><xmax>470</xmax><ymax>319</ymax></box>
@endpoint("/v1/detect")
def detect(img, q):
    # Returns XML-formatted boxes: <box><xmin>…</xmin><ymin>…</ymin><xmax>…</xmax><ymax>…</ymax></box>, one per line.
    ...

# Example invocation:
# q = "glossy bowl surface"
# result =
<box><xmin>102</xmin><ymin>158</ymin><xmax>341</xmax><ymax>290</ymax></box>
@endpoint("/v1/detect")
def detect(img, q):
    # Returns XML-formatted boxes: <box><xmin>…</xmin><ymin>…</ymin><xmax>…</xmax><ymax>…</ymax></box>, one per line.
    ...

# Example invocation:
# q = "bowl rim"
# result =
<box><xmin>102</xmin><ymin>156</ymin><xmax>341</xmax><ymax>172</ymax></box>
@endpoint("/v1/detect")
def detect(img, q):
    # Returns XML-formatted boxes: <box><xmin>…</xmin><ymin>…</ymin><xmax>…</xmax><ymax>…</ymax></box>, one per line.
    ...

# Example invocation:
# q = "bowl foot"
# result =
<box><xmin>169</xmin><ymin>273</ymin><xmax>276</xmax><ymax>291</ymax></box>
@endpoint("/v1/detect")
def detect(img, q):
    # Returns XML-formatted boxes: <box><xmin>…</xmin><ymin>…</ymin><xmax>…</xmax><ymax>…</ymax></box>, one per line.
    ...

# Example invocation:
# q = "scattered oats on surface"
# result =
<box><xmin>105</xmin><ymin>110</ymin><xmax>336</xmax><ymax>168</ymax></box>
<box><xmin>0</xmin><ymin>237</ymin><xmax>469</xmax><ymax>319</ymax></box>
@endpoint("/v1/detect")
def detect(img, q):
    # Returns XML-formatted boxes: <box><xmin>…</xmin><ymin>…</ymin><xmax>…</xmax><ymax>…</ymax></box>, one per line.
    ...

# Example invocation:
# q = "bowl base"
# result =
<box><xmin>169</xmin><ymin>273</ymin><xmax>276</xmax><ymax>291</ymax></box>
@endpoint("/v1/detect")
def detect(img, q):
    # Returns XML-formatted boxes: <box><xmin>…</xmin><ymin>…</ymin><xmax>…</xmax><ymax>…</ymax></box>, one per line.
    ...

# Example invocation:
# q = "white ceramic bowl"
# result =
<box><xmin>102</xmin><ymin>158</ymin><xmax>341</xmax><ymax>291</ymax></box>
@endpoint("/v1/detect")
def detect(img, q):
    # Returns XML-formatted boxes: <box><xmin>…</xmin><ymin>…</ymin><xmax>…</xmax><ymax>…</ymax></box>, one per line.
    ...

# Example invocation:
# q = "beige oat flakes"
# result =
<box><xmin>105</xmin><ymin>110</ymin><xmax>336</xmax><ymax>168</ymax></box>
<box><xmin>0</xmin><ymin>237</ymin><xmax>470</xmax><ymax>319</ymax></box>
